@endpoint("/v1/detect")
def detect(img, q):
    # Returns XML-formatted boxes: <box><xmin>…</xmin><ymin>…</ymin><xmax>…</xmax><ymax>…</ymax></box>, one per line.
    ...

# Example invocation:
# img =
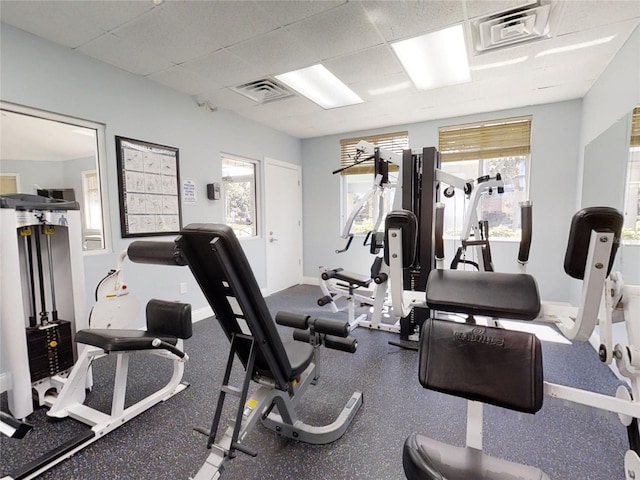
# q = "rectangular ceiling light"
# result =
<box><xmin>275</xmin><ymin>64</ymin><xmax>363</xmax><ymax>109</ymax></box>
<box><xmin>391</xmin><ymin>24</ymin><xmax>471</xmax><ymax>90</ymax></box>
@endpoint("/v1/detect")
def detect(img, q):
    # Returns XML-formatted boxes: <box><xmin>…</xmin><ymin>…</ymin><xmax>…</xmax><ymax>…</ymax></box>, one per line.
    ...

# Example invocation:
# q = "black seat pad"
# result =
<box><xmin>333</xmin><ymin>270</ymin><xmax>371</xmax><ymax>288</ymax></box>
<box><xmin>283</xmin><ymin>341</ymin><xmax>314</xmax><ymax>378</ymax></box>
<box><xmin>426</xmin><ymin>270</ymin><xmax>541</xmax><ymax>320</ymax></box>
<box><xmin>76</xmin><ymin>329</ymin><xmax>177</xmax><ymax>352</ymax></box>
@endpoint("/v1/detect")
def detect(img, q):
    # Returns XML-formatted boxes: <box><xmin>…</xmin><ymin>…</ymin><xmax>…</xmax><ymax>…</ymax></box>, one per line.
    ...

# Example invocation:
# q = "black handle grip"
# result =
<box><xmin>336</xmin><ymin>236</ymin><xmax>353</xmax><ymax>254</ymax></box>
<box><xmin>275</xmin><ymin>311</ymin><xmax>310</xmax><ymax>330</ymax></box>
<box><xmin>435</xmin><ymin>203</ymin><xmax>445</xmax><ymax>261</ymax></box>
<box><xmin>313</xmin><ymin>317</ymin><xmax>350</xmax><ymax>337</ymax></box>
<box><xmin>128</xmin><ymin>241</ymin><xmax>186</xmax><ymax>266</ymax></box>
<box><xmin>518</xmin><ymin>202</ymin><xmax>533</xmax><ymax>264</ymax></box>
<box><xmin>151</xmin><ymin>338</ymin><xmax>186</xmax><ymax>359</ymax></box>
<box><xmin>324</xmin><ymin>335</ymin><xmax>358</xmax><ymax>353</ymax></box>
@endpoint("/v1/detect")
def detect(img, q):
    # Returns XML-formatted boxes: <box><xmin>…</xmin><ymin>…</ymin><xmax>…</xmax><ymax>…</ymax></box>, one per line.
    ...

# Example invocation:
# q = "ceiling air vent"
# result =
<box><xmin>231</xmin><ymin>78</ymin><xmax>294</xmax><ymax>104</ymax></box>
<box><xmin>470</xmin><ymin>1</ymin><xmax>559</xmax><ymax>54</ymax></box>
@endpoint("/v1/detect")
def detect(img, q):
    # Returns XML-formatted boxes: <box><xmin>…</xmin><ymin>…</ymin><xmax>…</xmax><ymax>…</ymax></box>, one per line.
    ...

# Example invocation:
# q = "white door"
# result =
<box><xmin>264</xmin><ymin>158</ymin><xmax>302</xmax><ymax>294</ymax></box>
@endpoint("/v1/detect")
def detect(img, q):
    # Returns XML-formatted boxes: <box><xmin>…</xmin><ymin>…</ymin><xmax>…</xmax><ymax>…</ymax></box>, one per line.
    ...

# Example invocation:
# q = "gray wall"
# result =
<box><xmin>1</xmin><ymin>24</ymin><xmax>301</xmax><ymax>324</ymax></box>
<box><xmin>301</xmin><ymin>100</ymin><xmax>582</xmax><ymax>302</ymax></box>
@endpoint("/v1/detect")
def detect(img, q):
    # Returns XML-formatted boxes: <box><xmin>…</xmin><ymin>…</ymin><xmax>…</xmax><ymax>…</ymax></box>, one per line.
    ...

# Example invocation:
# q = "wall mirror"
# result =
<box><xmin>582</xmin><ymin>106</ymin><xmax>639</xmax><ymax>285</ymax></box>
<box><xmin>0</xmin><ymin>103</ymin><xmax>109</xmax><ymax>252</ymax></box>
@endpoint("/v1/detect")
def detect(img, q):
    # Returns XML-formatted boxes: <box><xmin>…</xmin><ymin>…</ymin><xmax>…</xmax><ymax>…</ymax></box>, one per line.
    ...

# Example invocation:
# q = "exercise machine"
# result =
<box><xmin>1</xmin><ymin>193</ymin><xmax>86</xmax><ymax>421</ymax></box>
<box><xmin>394</xmin><ymin>206</ymin><xmax>640</xmax><ymax>479</ymax></box>
<box><xmin>170</xmin><ymin>223</ymin><xmax>362</xmax><ymax>480</ymax></box>
<box><xmin>1</xmin><ymin>240</ymin><xmax>192</xmax><ymax>480</ymax></box>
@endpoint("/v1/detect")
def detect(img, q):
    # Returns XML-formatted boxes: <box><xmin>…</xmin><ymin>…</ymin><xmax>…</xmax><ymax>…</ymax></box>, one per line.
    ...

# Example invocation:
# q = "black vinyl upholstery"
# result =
<box><xmin>426</xmin><ymin>269</ymin><xmax>541</xmax><ymax>321</ymax></box>
<box><xmin>76</xmin><ymin>329</ymin><xmax>177</xmax><ymax>352</ymax></box>
<box><xmin>176</xmin><ymin>223</ymin><xmax>313</xmax><ymax>389</ymax></box>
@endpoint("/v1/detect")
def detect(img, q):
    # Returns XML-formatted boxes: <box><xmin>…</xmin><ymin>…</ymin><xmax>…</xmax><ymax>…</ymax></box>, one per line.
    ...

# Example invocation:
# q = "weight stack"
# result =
<box><xmin>26</xmin><ymin>321</ymin><xmax>74</xmax><ymax>382</ymax></box>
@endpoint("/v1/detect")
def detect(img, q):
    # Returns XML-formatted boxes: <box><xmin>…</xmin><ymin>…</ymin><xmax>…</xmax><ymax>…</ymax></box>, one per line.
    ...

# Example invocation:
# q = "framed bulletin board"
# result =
<box><xmin>116</xmin><ymin>136</ymin><xmax>182</xmax><ymax>237</ymax></box>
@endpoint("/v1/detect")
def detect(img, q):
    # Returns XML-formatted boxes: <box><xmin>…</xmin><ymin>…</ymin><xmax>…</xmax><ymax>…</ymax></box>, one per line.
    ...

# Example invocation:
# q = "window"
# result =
<box><xmin>222</xmin><ymin>155</ymin><xmax>258</xmax><ymax>237</ymax></box>
<box><xmin>81</xmin><ymin>170</ymin><xmax>104</xmax><ymax>250</ymax></box>
<box><xmin>339</xmin><ymin>131</ymin><xmax>408</xmax><ymax>235</ymax></box>
<box><xmin>438</xmin><ymin>116</ymin><xmax>532</xmax><ymax>239</ymax></box>
<box><xmin>624</xmin><ymin>107</ymin><xmax>640</xmax><ymax>243</ymax></box>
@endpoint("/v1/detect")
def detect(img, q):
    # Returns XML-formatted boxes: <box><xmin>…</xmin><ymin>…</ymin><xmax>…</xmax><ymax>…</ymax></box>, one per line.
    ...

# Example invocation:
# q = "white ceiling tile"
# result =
<box><xmin>348</xmin><ymin>71</ymin><xmax>413</xmax><ymax>101</ymax></box>
<box><xmin>556</xmin><ymin>0</ymin><xmax>640</xmax><ymax>35</ymax></box>
<box><xmin>324</xmin><ymin>45</ymin><xmax>403</xmax><ymax>85</ymax></box>
<box><xmin>111</xmin><ymin>8</ymin><xmax>221</xmax><ymax>64</ymax></box>
<box><xmin>256</xmin><ymin>0</ymin><xmax>346</xmax><ymax>27</ymax></box>
<box><xmin>160</xmin><ymin>0</ymin><xmax>281</xmax><ymax>48</ymax></box>
<box><xmin>147</xmin><ymin>66</ymin><xmax>213</xmax><ymax>96</ymax></box>
<box><xmin>362</xmin><ymin>0</ymin><xmax>464</xmax><ymax>42</ymax></box>
<box><xmin>285</xmin><ymin>2</ymin><xmax>384</xmax><ymax>60</ymax></box>
<box><xmin>78</xmin><ymin>33</ymin><xmax>173</xmax><ymax>76</ymax></box>
<box><xmin>228</xmin><ymin>29</ymin><xmax>321</xmax><ymax>75</ymax></box>
<box><xmin>181</xmin><ymin>50</ymin><xmax>266</xmax><ymax>88</ymax></box>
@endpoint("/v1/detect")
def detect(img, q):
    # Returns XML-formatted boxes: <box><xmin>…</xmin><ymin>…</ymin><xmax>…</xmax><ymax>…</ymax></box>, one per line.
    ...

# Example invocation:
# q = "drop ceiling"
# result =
<box><xmin>1</xmin><ymin>0</ymin><xmax>639</xmax><ymax>139</ymax></box>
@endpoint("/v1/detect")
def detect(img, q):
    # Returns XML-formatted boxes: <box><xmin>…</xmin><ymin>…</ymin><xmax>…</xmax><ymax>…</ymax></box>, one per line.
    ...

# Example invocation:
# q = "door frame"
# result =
<box><xmin>264</xmin><ymin>157</ymin><xmax>303</xmax><ymax>295</ymax></box>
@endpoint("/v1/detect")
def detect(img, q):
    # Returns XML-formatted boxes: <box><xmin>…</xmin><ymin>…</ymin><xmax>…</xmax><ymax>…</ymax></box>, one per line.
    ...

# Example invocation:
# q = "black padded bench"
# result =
<box><xmin>321</xmin><ymin>267</ymin><xmax>372</xmax><ymax>288</ymax></box>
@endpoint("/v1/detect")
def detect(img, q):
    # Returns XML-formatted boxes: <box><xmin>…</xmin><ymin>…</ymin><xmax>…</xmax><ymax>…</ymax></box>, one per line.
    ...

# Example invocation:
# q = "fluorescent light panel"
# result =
<box><xmin>275</xmin><ymin>64</ymin><xmax>363</xmax><ymax>109</ymax></box>
<box><xmin>392</xmin><ymin>24</ymin><xmax>471</xmax><ymax>90</ymax></box>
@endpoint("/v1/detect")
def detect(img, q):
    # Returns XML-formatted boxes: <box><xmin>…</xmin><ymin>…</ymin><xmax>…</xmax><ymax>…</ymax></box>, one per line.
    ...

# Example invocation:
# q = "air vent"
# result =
<box><xmin>231</xmin><ymin>78</ymin><xmax>294</xmax><ymax>104</ymax></box>
<box><xmin>470</xmin><ymin>1</ymin><xmax>560</xmax><ymax>54</ymax></box>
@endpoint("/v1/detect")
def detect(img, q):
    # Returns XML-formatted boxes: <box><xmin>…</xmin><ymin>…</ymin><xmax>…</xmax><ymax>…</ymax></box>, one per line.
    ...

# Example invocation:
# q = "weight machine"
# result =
<box><xmin>387</xmin><ymin>205</ymin><xmax>640</xmax><ymax>479</ymax></box>
<box><xmin>320</xmin><ymin>143</ymin><xmax>506</xmax><ymax>349</ymax></box>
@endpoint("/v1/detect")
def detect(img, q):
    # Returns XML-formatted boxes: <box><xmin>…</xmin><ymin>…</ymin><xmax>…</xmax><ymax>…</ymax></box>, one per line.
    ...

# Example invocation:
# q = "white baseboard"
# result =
<box><xmin>304</xmin><ymin>276</ymin><xmax>319</xmax><ymax>286</ymax></box>
<box><xmin>192</xmin><ymin>306</ymin><xmax>214</xmax><ymax>323</ymax></box>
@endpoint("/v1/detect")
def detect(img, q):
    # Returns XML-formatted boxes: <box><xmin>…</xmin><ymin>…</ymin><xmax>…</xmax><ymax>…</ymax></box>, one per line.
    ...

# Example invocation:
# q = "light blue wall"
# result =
<box><xmin>1</xmin><ymin>24</ymin><xmax>301</xmax><ymax>323</ymax></box>
<box><xmin>301</xmin><ymin>100</ymin><xmax>582</xmax><ymax>302</ymax></box>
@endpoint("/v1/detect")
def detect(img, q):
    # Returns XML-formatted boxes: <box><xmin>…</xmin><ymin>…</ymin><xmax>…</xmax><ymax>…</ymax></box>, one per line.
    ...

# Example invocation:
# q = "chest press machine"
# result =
<box><xmin>171</xmin><ymin>224</ymin><xmax>362</xmax><ymax>480</ymax></box>
<box><xmin>386</xmin><ymin>206</ymin><xmax>640</xmax><ymax>479</ymax></box>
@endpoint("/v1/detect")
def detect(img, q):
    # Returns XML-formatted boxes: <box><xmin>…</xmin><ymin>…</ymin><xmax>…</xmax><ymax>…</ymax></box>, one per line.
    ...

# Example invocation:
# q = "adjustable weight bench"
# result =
<box><xmin>174</xmin><ymin>224</ymin><xmax>363</xmax><ymax>480</ymax></box>
<box><xmin>3</xmin><ymin>241</ymin><xmax>192</xmax><ymax>480</ymax></box>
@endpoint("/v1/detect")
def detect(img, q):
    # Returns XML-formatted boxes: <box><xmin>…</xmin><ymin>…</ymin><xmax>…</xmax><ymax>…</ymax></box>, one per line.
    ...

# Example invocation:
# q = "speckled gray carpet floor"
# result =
<box><xmin>0</xmin><ymin>284</ymin><xmax>629</xmax><ymax>479</ymax></box>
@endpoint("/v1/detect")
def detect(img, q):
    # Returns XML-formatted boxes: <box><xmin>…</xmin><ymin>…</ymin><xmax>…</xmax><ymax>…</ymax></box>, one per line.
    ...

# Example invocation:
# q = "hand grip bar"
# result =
<box><xmin>518</xmin><ymin>201</ymin><xmax>533</xmax><ymax>264</ymax></box>
<box><xmin>435</xmin><ymin>202</ymin><xmax>445</xmax><ymax>261</ymax></box>
<box><xmin>151</xmin><ymin>338</ymin><xmax>188</xmax><ymax>361</ymax></box>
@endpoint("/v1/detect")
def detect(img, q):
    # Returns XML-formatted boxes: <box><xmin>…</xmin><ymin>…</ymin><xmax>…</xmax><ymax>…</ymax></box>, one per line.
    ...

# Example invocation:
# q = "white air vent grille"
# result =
<box><xmin>232</xmin><ymin>78</ymin><xmax>294</xmax><ymax>104</ymax></box>
<box><xmin>470</xmin><ymin>2</ymin><xmax>557</xmax><ymax>54</ymax></box>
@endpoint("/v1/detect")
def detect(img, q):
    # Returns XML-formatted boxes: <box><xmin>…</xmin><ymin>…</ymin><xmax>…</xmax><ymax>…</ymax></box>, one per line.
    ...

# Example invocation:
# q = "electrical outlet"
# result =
<box><xmin>179</xmin><ymin>282</ymin><xmax>187</xmax><ymax>295</ymax></box>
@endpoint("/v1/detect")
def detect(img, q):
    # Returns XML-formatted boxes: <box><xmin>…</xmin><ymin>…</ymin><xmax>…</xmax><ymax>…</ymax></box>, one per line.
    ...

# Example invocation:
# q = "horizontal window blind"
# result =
<box><xmin>631</xmin><ymin>106</ymin><xmax>640</xmax><ymax>147</ymax></box>
<box><xmin>439</xmin><ymin>116</ymin><xmax>532</xmax><ymax>162</ymax></box>
<box><xmin>339</xmin><ymin>131</ymin><xmax>408</xmax><ymax>175</ymax></box>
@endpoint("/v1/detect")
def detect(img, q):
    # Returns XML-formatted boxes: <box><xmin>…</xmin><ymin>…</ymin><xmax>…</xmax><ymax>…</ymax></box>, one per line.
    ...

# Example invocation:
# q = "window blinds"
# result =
<box><xmin>631</xmin><ymin>107</ymin><xmax>640</xmax><ymax>147</ymax></box>
<box><xmin>439</xmin><ymin>116</ymin><xmax>532</xmax><ymax>162</ymax></box>
<box><xmin>339</xmin><ymin>131</ymin><xmax>408</xmax><ymax>175</ymax></box>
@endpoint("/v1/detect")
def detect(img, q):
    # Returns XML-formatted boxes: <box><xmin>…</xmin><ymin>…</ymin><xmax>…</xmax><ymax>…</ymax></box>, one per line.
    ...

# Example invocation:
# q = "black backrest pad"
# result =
<box><xmin>419</xmin><ymin>319</ymin><xmax>543</xmax><ymax>414</ymax></box>
<box><xmin>146</xmin><ymin>299</ymin><xmax>193</xmax><ymax>340</ymax></box>
<box><xmin>176</xmin><ymin>224</ymin><xmax>294</xmax><ymax>389</ymax></box>
<box><xmin>384</xmin><ymin>210</ymin><xmax>417</xmax><ymax>267</ymax></box>
<box><xmin>564</xmin><ymin>206</ymin><xmax>623</xmax><ymax>279</ymax></box>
